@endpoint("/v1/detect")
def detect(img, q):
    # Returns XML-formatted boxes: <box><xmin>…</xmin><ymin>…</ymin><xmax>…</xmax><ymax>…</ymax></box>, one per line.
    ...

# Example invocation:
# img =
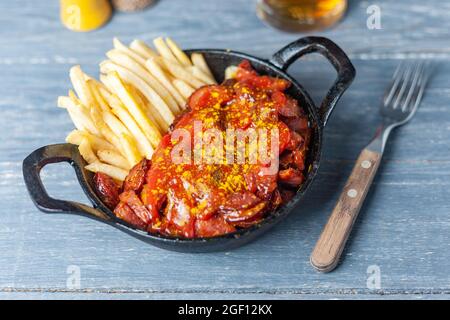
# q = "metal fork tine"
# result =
<box><xmin>392</xmin><ymin>63</ymin><xmax>414</xmax><ymax>109</ymax></box>
<box><xmin>383</xmin><ymin>62</ymin><xmax>405</xmax><ymax>106</ymax></box>
<box><xmin>401</xmin><ymin>62</ymin><xmax>423</xmax><ymax>112</ymax></box>
<box><xmin>409</xmin><ymin>61</ymin><xmax>433</xmax><ymax>114</ymax></box>
<box><xmin>393</xmin><ymin>61</ymin><xmax>404</xmax><ymax>78</ymax></box>
<box><xmin>380</xmin><ymin>60</ymin><xmax>433</xmax><ymax>124</ymax></box>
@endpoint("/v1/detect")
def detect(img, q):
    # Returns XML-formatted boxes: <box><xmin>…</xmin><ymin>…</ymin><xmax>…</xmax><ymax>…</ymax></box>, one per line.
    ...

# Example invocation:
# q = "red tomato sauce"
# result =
<box><xmin>94</xmin><ymin>60</ymin><xmax>311</xmax><ymax>238</ymax></box>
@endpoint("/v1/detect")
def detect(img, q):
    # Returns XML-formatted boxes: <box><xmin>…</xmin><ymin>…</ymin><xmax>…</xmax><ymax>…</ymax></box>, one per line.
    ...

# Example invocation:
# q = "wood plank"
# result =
<box><xmin>1</xmin><ymin>290</ymin><xmax>449</xmax><ymax>300</ymax></box>
<box><xmin>0</xmin><ymin>0</ymin><xmax>450</xmax><ymax>63</ymax></box>
<box><xmin>1</xmin><ymin>158</ymin><xmax>449</xmax><ymax>290</ymax></box>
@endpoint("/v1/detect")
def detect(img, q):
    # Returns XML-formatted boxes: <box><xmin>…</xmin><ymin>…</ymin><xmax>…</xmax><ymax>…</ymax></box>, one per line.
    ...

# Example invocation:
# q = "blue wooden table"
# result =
<box><xmin>1</xmin><ymin>0</ymin><xmax>449</xmax><ymax>300</ymax></box>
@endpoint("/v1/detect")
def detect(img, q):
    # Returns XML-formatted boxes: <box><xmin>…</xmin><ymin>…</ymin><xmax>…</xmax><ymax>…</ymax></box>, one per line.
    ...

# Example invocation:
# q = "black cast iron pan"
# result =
<box><xmin>23</xmin><ymin>37</ymin><xmax>355</xmax><ymax>252</ymax></box>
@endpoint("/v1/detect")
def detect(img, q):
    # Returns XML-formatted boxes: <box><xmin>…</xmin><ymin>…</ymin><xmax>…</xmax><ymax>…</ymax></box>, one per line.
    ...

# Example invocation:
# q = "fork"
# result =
<box><xmin>310</xmin><ymin>61</ymin><xmax>433</xmax><ymax>273</ymax></box>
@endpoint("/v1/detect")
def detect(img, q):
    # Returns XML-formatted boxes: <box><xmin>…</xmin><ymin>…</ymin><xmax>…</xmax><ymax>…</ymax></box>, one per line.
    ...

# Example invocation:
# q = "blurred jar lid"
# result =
<box><xmin>60</xmin><ymin>0</ymin><xmax>112</xmax><ymax>32</ymax></box>
<box><xmin>112</xmin><ymin>0</ymin><xmax>156</xmax><ymax>12</ymax></box>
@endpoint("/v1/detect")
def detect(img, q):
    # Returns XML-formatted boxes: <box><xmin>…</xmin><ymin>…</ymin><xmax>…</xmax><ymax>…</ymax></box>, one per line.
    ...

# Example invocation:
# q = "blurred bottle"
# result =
<box><xmin>60</xmin><ymin>0</ymin><xmax>112</xmax><ymax>32</ymax></box>
<box><xmin>257</xmin><ymin>0</ymin><xmax>347</xmax><ymax>32</ymax></box>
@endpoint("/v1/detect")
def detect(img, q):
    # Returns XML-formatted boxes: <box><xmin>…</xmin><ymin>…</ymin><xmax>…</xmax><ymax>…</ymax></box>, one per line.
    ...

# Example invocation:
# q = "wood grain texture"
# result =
<box><xmin>0</xmin><ymin>0</ymin><xmax>449</xmax><ymax>299</ymax></box>
<box><xmin>311</xmin><ymin>149</ymin><xmax>382</xmax><ymax>272</ymax></box>
<box><xmin>1</xmin><ymin>289</ymin><xmax>450</xmax><ymax>300</ymax></box>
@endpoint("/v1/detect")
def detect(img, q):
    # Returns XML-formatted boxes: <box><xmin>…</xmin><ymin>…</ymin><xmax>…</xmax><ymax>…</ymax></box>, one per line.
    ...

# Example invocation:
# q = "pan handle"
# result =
<box><xmin>269</xmin><ymin>36</ymin><xmax>356</xmax><ymax>126</ymax></box>
<box><xmin>22</xmin><ymin>143</ymin><xmax>113</xmax><ymax>223</ymax></box>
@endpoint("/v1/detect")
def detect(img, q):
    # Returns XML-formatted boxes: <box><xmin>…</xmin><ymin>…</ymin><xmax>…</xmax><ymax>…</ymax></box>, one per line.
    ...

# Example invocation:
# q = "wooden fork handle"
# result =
<box><xmin>310</xmin><ymin>148</ymin><xmax>382</xmax><ymax>272</ymax></box>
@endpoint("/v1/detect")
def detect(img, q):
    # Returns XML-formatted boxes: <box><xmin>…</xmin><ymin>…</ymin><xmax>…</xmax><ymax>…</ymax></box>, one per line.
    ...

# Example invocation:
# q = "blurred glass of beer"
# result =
<box><xmin>257</xmin><ymin>0</ymin><xmax>347</xmax><ymax>32</ymax></box>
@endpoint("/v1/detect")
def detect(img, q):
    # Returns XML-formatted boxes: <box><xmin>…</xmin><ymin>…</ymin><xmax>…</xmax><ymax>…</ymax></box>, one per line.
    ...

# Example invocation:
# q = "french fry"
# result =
<box><xmin>225</xmin><ymin>65</ymin><xmax>238</xmax><ymax>79</ymax></box>
<box><xmin>101</xmin><ymin>109</ymin><xmax>132</xmax><ymax>136</ymax></box>
<box><xmin>191</xmin><ymin>53</ymin><xmax>215</xmax><ymax>80</ymax></box>
<box><xmin>82</xmin><ymin>73</ymin><xmax>93</xmax><ymax>81</ymax></box>
<box><xmin>66</xmin><ymin>130</ymin><xmax>115</xmax><ymax>151</ymax></box>
<box><xmin>58</xmin><ymin>96</ymin><xmax>87</xmax><ymax>131</ymax></box>
<box><xmin>88</xmin><ymin>77</ymin><xmax>112</xmax><ymax>95</ymax></box>
<box><xmin>127</xmin><ymin>84</ymin><xmax>169</xmax><ymax>133</ymax></box>
<box><xmin>153</xmin><ymin>37</ymin><xmax>178</xmax><ymax>63</ymax></box>
<box><xmin>162</xmin><ymin>57</ymin><xmax>206</xmax><ymax>88</ymax></box>
<box><xmin>69</xmin><ymin>66</ymin><xmax>98</xmax><ymax>109</ymax></box>
<box><xmin>105</xmin><ymin>50</ymin><xmax>180</xmax><ymax>113</ymax></box>
<box><xmin>100</xmin><ymin>125</ymin><xmax>125</xmax><ymax>156</ymax></box>
<box><xmin>119</xmin><ymin>132</ymin><xmax>142</xmax><ymax>166</ymax></box>
<box><xmin>61</xmin><ymin>94</ymin><xmax>100</xmax><ymax>136</ymax></box>
<box><xmin>68</xmin><ymin>89</ymin><xmax>91</xmax><ymax>114</ymax></box>
<box><xmin>88</xmin><ymin>102</ymin><xmax>126</xmax><ymax>157</ymax></box>
<box><xmin>60</xmin><ymin>36</ymin><xmax>220</xmax><ymax>180</ymax></box>
<box><xmin>69</xmin><ymin>66</ymin><xmax>88</xmax><ymax>102</ymax></box>
<box><xmin>87</xmin><ymin>79</ymin><xmax>109</xmax><ymax>111</ymax></box>
<box><xmin>56</xmin><ymin>96</ymin><xmax>71</xmax><ymax>109</ymax></box>
<box><xmin>98</xmin><ymin>80</ymin><xmax>124</xmax><ymax>111</ymax></box>
<box><xmin>85</xmin><ymin>162</ymin><xmax>129</xmax><ymax>181</ymax></box>
<box><xmin>107</xmin><ymin>98</ymin><xmax>149</xmax><ymax>144</ymax></box>
<box><xmin>112</xmin><ymin>37</ymin><xmax>147</xmax><ymax>67</ymax></box>
<box><xmin>103</xmin><ymin>112</ymin><xmax>145</xmax><ymax>164</ymax></box>
<box><xmin>58</xmin><ymin>93</ymin><xmax>83</xmax><ymax>111</ymax></box>
<box><xmin>99</xmin><ymin>81</ymin><xmax>155</xmax><ymax>159</ymax></box>
<box><xmin>165</xmin><ymin>37</ymin><xmax>192</xmax><ymax>67</ymax></box>
<box><xmin>97</xmin><ymin>149</ymin><xmax>131</xmax><ymax>170</ymax></box>
<box><xmin>65</xmin><ymin>129</ymin><xmax>86</xmax><ymax>145</ymax></box>
<box><xmin>68</xmin><ymin>89</ymin><xmax>78</xmax><ymax>100</ymax></box>
<box><xmin>100</xmin><ymin>59</ymin><xmax>175</xmax><ymax>126</ymax></box>
<box><xmin>78</xmin><ymin>138</ymin><xmax>99</xmax><ymax>164</ymax></box>
<box><xmin>104</xmin><ymin>72</ymin><xmax>162</xmax><ymax>149</ymax></box>
<box><xmin>104</xmin><ymin>79</ymin><xmax>169</xmax><ymax>134</ymax></box>
<box><xmin>172</xmin><ymin>79</ymin><xmax>195</xmax><ymax>100</ymax></box>
<box><xmin>145</xmin><ymin>58</ymin><xmax>186</xmax><ymax>107</ymax></box>
<box><xmin>191</xmin><ymin>65</ymin><xmax>216</xmax><ymax>84</ymax></box>
<box><xmin>151</xmin><ymin>55</ymin><xmax>170</xmax><ymax>72</ymax></box>
<box><xmin>103</xmin><ymin>106</ymin><xmax>146</xmax><ymax>164</ymax></box>
<box><xmin>66</xmin><ymin>108</ymin><xmax>87</xmax><ymax>132</ymax></box>
<box><xmin>89</xmin><ymin>135</ymin><xmax>115</xmax><ymax>151</ymax></box>
<box><xmin>129</xmin><ymin>39</ymin><xmax>158</xmax><ymax>59</ymax></box>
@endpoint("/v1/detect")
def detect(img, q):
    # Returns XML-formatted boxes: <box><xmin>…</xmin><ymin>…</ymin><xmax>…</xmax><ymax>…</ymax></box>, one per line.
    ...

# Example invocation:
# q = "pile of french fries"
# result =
<box><xmin>57</xmin><ymin>37</ymin><xmax>216</xmax><ymax>181</ymax></box>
